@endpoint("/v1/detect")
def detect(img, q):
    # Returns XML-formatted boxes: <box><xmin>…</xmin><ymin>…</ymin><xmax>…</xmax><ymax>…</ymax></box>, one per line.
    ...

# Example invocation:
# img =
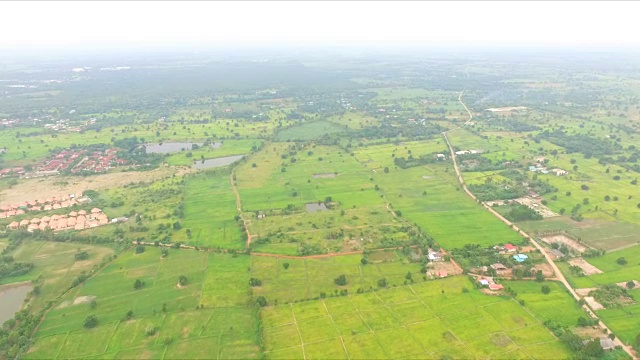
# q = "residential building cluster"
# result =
<box><xmin>6</xmin><ymin>208</ymin><xmax>108</xmax><ymax>232</ymax></box>
<box><xmin>0</xmin><ymin>194</ymin><xmax>87</xmax><ymax>219</ymax></box>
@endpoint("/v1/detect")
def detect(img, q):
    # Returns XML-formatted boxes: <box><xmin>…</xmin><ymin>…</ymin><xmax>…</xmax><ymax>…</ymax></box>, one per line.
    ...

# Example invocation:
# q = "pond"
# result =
<box><xmin>143</xmin><ymin>142</ymin><xmax>223</xmax><ymax>154</ymax></box>
<box><xmin>0</xmin><ymin>283</ymin><xmax>33</xmax><ymax>324</ymax></box>
<box><xmin>193</xmin><ymin>155</ymin><xmax>244</xmax><ymax>169</ymax></box>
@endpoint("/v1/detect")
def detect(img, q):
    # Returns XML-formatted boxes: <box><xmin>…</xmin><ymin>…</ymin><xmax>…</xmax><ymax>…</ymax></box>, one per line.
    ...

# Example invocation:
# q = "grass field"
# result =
<box><xmin>26</xmin><ymin>250</ymin><xmax>259</xmax><ymax>359</ymax></box>
<box><xmin>352</xmin><ymin>140</ymin><xmax>524</xmax><ymax>249</ymax></box>
<box><xmin>164</xmin><ymin>139</ymin><xmax>262</xmax><ymax>166</ymax></box>
<box><xmin>181</xmin><ymin>169</ymin><xmax>245</xmax><ymax>249</ymax></box>
<box><xmin>275</xmin><ymin>122</ymin><xmax>346</xmax><ymax>142</ymax></box>
<box><xmin>559</xmin><ymin>245</ymin><xmax>640</xmax><ymax>289</ymax></box>
<box><xmin>2</xmin><ymin>240</ymin><xmax>115</xmax><ymax>311</ymax></box>
<box><xmin>250</xmin><ymin>252</ymin><xmax>424</xmax><ymax>304</ymax></box>
<box><xmin>596</xmin><ymin>288</ymin><xmax>640</xmax><ymax>346</ymax></box>
<box><xmin>261</xmin><ymin>276</ymin><xmax>572</xmax><ymax>359</ymax></box>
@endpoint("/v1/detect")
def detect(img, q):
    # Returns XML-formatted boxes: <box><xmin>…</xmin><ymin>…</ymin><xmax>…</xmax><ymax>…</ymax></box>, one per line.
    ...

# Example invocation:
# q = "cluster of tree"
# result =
<box><xmin>459</xmin><ymin>155</ymin><xmax>508</xmax><ymax>172</ymax></box>
<box><xmin>393</xmin><ymin>153</ymin><xmax>442</xmax><ymax>169</ymax></box>
<box><xmin>536</xmin><ymin>130</ymin><xmax>622</xmax><ymax>158</ymax></box>
<box><xmin>468</xmin><ymin>183</ymin><xmax>527</xmax><ymax>202</ymax></box>
<box><xmin>74</xmin><ymin>251</ymin><xmax>89</xmax><ymax>261</ymax></box>
<box><xmin>352</xmin><ymin>122</ymin><xmax>445</xmax><ymax>141</ymax></box>
<box><xmin>0</xmin><ymin>238</ymin><xmax>33</xmax><ymax>281</ymax></box>
<box><xmin>503</xmin><ymin>204</ymin><xmax>543</xmax><ymax>222</ymax></box>
<box><xmin>589</xmin><ymin>284</ymin><xmax>632</xmax><ymax>309</ymax></box>
<box><xmin>484</xmin><ymin>118</ymin><xmax>541</xmax><ymax>132</ymax></box>
<box><xmin>0</xmin><ymin>310</ymin><xmax>40</xmax><ymax>358</ymax></box>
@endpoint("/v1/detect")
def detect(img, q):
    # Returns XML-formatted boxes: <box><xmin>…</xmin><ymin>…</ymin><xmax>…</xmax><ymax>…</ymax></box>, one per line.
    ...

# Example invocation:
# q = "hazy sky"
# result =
<box><xmin>1</xmin><ymin>1</ymin><xmax>639</xmax><ymax>49</ymax></box>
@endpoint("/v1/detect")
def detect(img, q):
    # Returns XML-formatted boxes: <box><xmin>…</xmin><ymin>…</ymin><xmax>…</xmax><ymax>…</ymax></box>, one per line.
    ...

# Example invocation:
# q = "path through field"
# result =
<box><xmin>443</xmin><ymin>90</ymin><xmax>637</xmax><ymax>358</ymax></box>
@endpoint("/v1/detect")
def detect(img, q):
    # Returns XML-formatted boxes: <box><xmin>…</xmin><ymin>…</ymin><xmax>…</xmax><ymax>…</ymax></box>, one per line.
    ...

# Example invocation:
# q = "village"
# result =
<box><xmin>0</xmin><ymin>193</ymin><xmax>90</xmax><ymax>220</ymax></box>
<box><xmin>6</xmin><ymin>208</ymin><xmax>109</xmax><ymax>232</ymax></box>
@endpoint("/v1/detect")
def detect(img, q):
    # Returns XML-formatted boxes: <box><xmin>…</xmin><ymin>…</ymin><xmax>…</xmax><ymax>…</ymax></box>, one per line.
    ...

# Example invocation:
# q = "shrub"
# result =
<box><xmin>377</xmin><ymin>278</ymin><xmax>387</xmax><ymax>288</ymax></box>
<box><xmin>334</xmin><ymin>274</ymin><xmax>347</xmax><ymax>286</ymax></box>
<box><xmin>541</xmin><ymin>285</ymin><xmax>551</xmax><ymax>294</ymax></box>
<box><xmin>617</xmin><ymin>257</ymin><xmax>628</xmax><ymax>265</ymax></box>
<box><xmin>135</xmin><ymin>245</ymin><xmax>145</xmax><ymax>254</ymax></box>
<box><xmin>74</xmin><ymin>251</ymin><xmax>89</xmax><ymax>261</ymax></box>
<box><xmin>84</xmin><ymin>315</ymin><xmax>98</xmax><ymax>329</ymax></box>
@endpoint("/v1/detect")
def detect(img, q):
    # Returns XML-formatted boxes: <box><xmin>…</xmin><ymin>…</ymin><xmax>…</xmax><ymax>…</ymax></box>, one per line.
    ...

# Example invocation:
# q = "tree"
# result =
<box><xmin>74</xmin><ymin>251</ymin><xmax>89</xmax><ymax>261</ymax></box>
<box><xmin>334</xmin><ymin>274</ymin><xmax>347</xmax><ymax>286</ymax></box>
<box><xmin>249</xmin><ymin>278</ymin><xmax>262</xmax><ymax>287</ymax></box>
<box><xmin>581</xmin><ymin>184</ymin><xmax>589</xmax><ymax>191</ymax></box>
<box><xmin>377</xmin><ymin>278</ymin><xmax>387</xmax><ymax>288</ymax></box>
<box><xmin>282</xmin><ymin>262</ymin><xmax>290</xmax><ymax>270</ymax></box>
<box><xmin>172</xmin><ymin>221</ymin><xmax>182</xmax><ymax>230</ymax></box>
<box><xmin>125</xmin><ymin>310</ymin><xmax>134</xmax><ymax>320</ymax></box>
<box><xmin>627</xmin><ymin>281</ymin><xmax>636</xmax><ymax>289</ymax></box>
<box><xmin>161</xmin><ymin>248</ymin><xmax>169</xmax><ymax>258</ymax></box>
<box><xmin>256</xmin><ymin>296</ymin><xmax>267</xmax><ymax>307</ymax></box>
<box><xmin>84</xmin><ymin>315</ymin><xmax>98</xmax><ymax>329</ymax></box>
<box><xmin>179</xmin><ymin>275</ymin><xmax>188</xmax><ymax>286</ymax></box>
<box><xmin>383</xmin><ymin>167</ymin><xmax>389</xmax><ymax>173</ymax></box>
<box><xmin>360</xmin><ymin>257</ymin><xmax>368</xmax><ymax>265</ymax></box>
<box><xmin>134</xmin><ymin>279</ymin><xmax>145</xmax><ymax>290</ymax></box>
<box><xmin>405</xmin><ymin>272</ymin><xmax>413</xmax><ymax>281</ymax></box>
<box><xmin>145</xmin><ymin>325</ymin><xmax>157</xmax><ymax>336</ymax></box>
<box><xmin>135</xmin><ymin>245</ymin><xmax>145</xmax><ymax>254</ymax></box>
<box><xmin>541</xmin><ymin>285</ymin><xmax>551</xmax><ymax>294</ymax></box>
<box><xmin>583</xmin><ymin>198</ymin><xmax>589</xmax><ymax>205</ymax></box>
<box><xmin>535</xmin><ymin>270</ymin><xmax>544</xmax><ymax>282</ymax></box>
<box><xmin>252</xmin><ymin>163</ymin><xmax>257</xmax><ymax>168</ymax></box>
<box><xmin>617</xmin><ymin>257</ymin><xmax>628</xmax><ymax>265</ymax></box>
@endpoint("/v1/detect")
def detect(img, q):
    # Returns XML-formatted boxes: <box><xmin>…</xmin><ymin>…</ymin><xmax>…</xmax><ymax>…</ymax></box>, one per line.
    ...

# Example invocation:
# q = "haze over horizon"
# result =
<box><xmin>1</xmin><ymin>1</ymin><xmax>639</xmax><ymax>52</ymax></box>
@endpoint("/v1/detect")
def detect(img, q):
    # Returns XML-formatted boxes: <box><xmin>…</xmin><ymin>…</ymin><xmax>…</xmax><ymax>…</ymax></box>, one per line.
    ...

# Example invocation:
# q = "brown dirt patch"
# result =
<box><xmin>430</xmin><ymin>261</ymin><xmax>463</xmax><ymax>276</ymax></box>
<box><xmin>1</xmin><ymin>166</ymin><xmax>194</xmax><ymax>205</ymax></box>
<box><xmin>520</xmin><ymin>246</ymin><xmax>537</xmax><ymax>253</ymax></box>
<box><xmin>584</xmin><ymin>296</ymin><xmax>605</xmax><ymax>311</ymax></box>
<box><xmin>576</xmin><ymin>288</ymin><xmax>598</xmax><ymax>297</ymax></box>
<box><xmin>532</xmin><ymin>263</ymin><xmax>554</xmax><ymax>278</ymax></box>
<box><xmin>568</xmin><ymin>258</ymin><xmax>603</xmax><ymax>275</ymax></box>
<box><xmin>542</xmin><ymin>235</ymin><xmax>588</xmax><ymax>253</ymax></box>
<box><xmin>617</xmin><ymin>280</ymin><xmax>640</xmax><ymax>290</ymax></box>
<box><xmin>574</xmin><ymin>326</ymin><xmax>603</xmax><ymax>338</ymax></box>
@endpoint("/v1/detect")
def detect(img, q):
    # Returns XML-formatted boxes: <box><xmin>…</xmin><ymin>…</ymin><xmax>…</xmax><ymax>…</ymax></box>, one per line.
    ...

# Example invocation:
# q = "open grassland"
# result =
<box><xmin>275</xmin><ymin>121</ymin><xmax>346</xmax><ymax>141</ymax></box>
<box><xmin>261</xmin><ymin>276</ymin><xmax>572</xmax><ymax>359</ymax></box>
<box><xmin>559</xmin><ymin>245</ymin><xmax>640</xmax><ymax>289</ymax></box>
<box><xmin>250</xmin><ymin>252</ymin><xmax>424</xmax><ymax>304</ymax></box>
<box><xmin>236</xmin><ymin>143</ymin><xmax>382</xmax><ymax>211</ymax></box>
<box><xmin>26</xmin><ymin>250</ymin><xmax>259</xmax><ymax>359</ymax></box>
<box><xmin>353</xmin><ymin>141</ymin><xmax>523</xmax><ymax>249</ymax></box>
<box><xmin>237</xmin><ymin>143</ymin><xmax>422</xmax><ymax>254</ymax></box>
<box><xmin>2</xmin><ymin>240</ymin><xmax>115</xmax><ymax>310</ymax></box>
<box><xmin>596</xmin><ymin>288</ymin><xmax>640</xmax><ymax>346</ymax></box>
<box><xmin>181</xmin><ymin>170</ymin><xmax>244</xmax><ymax>249</ymax></box>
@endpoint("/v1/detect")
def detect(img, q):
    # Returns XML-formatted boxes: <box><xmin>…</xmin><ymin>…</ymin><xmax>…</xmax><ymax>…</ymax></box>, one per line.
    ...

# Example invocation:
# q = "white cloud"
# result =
<box><xmin>0</xmin><ymin>1</ymin><xmax>638</xmax><ymax>48</ymax></box>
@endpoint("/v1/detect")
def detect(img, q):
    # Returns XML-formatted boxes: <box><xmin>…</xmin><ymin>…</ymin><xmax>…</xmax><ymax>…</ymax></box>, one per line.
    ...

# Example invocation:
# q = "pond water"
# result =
<box><xmin>193</xmin><ymin>155</ymin><xmax>244</xmax><ymax>169</ymax></box>
<box><xmin>0</xmin><ymin>283</ymin><xmax>33</xmax><ymax>324</ymax></box>
<box><xmin>144</xmin><ymin>142</ymin><xmax>223</xmax><ymax>154</ymax></box>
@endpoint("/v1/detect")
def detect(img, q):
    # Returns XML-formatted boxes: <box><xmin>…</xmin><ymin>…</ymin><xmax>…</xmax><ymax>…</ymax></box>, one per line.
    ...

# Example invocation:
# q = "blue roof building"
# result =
<box><xmin>513</xmin><ymin>254</ymin><xmax>529</xmax><ymax>262</ymax></box>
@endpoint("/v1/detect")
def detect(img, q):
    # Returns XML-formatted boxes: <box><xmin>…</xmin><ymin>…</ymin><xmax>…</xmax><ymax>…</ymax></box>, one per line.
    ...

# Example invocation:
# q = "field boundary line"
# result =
<box><xmin>102</xmin><ymin>320</ymin><xmax>121</xmax><ymax>354</ymax></box>
<box><xmin>408</xmin><ymin>284</ymin><xmax>474</xmax><ymax>356</ymax></box>
<box><xmin>345</xmin><ymin>295</ymin><xmax>390</xmax><ymax>358</ymax></box>
<box><xmin>289</xmin><ymin>303</ymin><xmax>307</xmax><ymax>360</ymax></box>
<box><xmin>53</xmin><ymin>331</ymin><xmax>69</xmax><ymax>359</ymax></box>
<box><xmin>371</xmin><ymin>289</ymin><xmax>430</xmax><ymax>356</ymax></box>
<box><xmin>321</xmin><ymin>300</ymin><xmax>350</xmax><ymax>360</ymax></box>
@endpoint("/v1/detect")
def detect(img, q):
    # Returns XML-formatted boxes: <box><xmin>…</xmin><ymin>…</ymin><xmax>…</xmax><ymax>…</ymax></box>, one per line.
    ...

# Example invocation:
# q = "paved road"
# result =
<box><xmin>444</xmin><ymin>91</ymin><xmax>637</xmax><ymax>358</ymax></box>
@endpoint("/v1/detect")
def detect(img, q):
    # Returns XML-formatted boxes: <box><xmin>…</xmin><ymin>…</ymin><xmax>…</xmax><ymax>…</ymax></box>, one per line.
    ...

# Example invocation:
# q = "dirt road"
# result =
<box><xmin>444</xmin><ymin>91</ymin><xmax>636</xmax><ymax>358</ymax></box>
<box><xmin>229</xmin><ymin>170</ymin><xmax>255</xmax><ymax>249</ymax></box>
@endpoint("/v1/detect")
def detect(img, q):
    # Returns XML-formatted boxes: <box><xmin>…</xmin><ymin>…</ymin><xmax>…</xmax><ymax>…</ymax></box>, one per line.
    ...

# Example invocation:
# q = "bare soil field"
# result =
<box><xmin>542</xmin><ymin>235</ymin><xmax>588</xmax><ymax>253</ymax></box>
<box><xmin>0</xmin><ymin>166</ymin><xmax>193</xmax><ymax>205</ymax></box>
<box><xmin>568</xmin><ymin>258</ymin><xmax>603</xmax><ymax>275</ymax></box>
<box><xmin>514</xmin><ymin>197</ymin><xmax>558</xmax><ymax>218</ymax></box>
<box><xmin>575</xmin><ymin>288</ymin><xmax>597</xmax><ymax>297</ymax></box>
<box><xmin>617</xmin><ymin>280</ymin><xmax>640</xmax><ymax>289</ymax></box>
<box><xmin>584</xmin><ymin>296</ymin><xmax>605</xmax><ymax>311</ymax></box>
<box><xmin>532</xmin><ymin>262</ymin><xmax>555</xmax><ymax>278</ymax></box>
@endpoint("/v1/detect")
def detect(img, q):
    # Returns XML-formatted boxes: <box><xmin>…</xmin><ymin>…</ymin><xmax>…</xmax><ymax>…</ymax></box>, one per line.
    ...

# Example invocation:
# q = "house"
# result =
<box><xmin>428</xmin><ymin>252</ymin><xmax>443</xmax><ymax>262</ymax></box>
<box><xmin>504</xmin><ymin>243</ymin><xmax>517</xmax><ymax>252</ymax></box>
<box><xmin>19</xmin><ymin>219</ymin><xmax>30</xmax><ymax>227</ymax></box>
<box><xmin>490</xmin><ymin>263</ymin><xmax>508</xmax><ymax>271</ymax></box>
<box><xmin>436</xmin><ymin>154</ymin><xmax>446</xmax><ymax>160</ymax></box>
<box><xmin>434</xmin><ymin>271</ymin><xmax>448</xmax><ymax>278</ymax></box>
<box><xmin>489</xmin><ymin>284</ymin><xmax>504</xmax><ymax>291</ymax></box>
<box><xmin>551</xmin><ymin>168</ymin><xmax>569</xmax><ymax>176</ymax></box>
<box><xmin>513</xmin><ymin>254</ymin><xmax>529</xmax><ymax>263</ymax></box>
<box><xmin>479</xmin><ymin>279</ymin><xmax>490</xmax><ymax>286</ymax></box>
<box><xmin>78</xmin><ymin>210</ymin><xmax>87</xmax><ymax>216</ymax></box>
<box><xmin>583</xmin><ymin>338</ymin><xmax>616</xmax><ymax>352</ymax></box>
<box><xmin>550</xmin><ymin>249</ymin><xmax>564</xmax><ymax>259</ymax></box>
<box><xmin>91</xmin><ymin>208</ymin><xmax>101</xmax><ymax>214</ymax></box>
<box><xmin>7</xmin><ymin>221</ymin><xmax>19</xmax><ymax>230</ymax></box>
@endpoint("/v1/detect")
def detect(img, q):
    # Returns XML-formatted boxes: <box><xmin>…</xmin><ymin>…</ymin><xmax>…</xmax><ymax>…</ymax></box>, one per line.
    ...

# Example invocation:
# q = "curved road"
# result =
<box><xmin>444</xmin><ymin>91</ymin><xmax>636</xmax><ymax>358</ymax></box>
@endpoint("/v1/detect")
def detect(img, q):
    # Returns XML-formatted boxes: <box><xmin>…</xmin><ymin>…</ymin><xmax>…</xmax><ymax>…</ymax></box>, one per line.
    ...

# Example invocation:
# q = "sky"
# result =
<box><xmin>0</xmin><ymin>1</ymin><xmax>639</xmax><ymax>50</ymax></box>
